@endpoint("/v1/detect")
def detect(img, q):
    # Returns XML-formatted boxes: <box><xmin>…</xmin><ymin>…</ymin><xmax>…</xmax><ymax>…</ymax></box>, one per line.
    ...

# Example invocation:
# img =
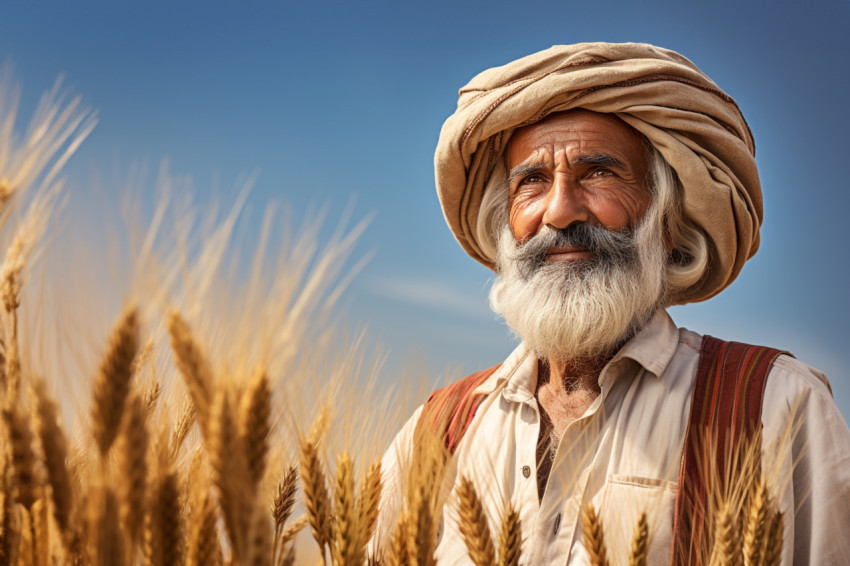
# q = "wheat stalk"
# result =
<box><xmin>245</xmin><ymin>505</ymin><xmax>272</xmax><ymax>566</ymax></box>
<box><xmin>386</xmin><ymin>512</ymin><xmax>410</xmax><ymax>566</ymax></box>
<box><xmin>166</xmin><ymin>310</ymin><xmax>214</xmax><ymax>435</ymax></box>
<box><xmin>90</xmin><ymin>306</ymin><xmax>140</xmax><ymax>457</ymax></box>
<box><xmin>279</xmin><ymin>514</ymin><xmax>308</xmax><ymax>548</ymax></box>
<box><xmin>29</xmin><ymin>380</ymin><xmax>73</xmax><ymax>546</ymax></box>
<box><xmin>32</xmin><ymin>495</ymin><xmax>48</xmax><ymax>566</ymax></box>
<box><xmin>497</xmin><ymin>500</ymin><xmax>521</xmax><ymax>566</ymax></box>
<box><xmin>457</xmin><ymin>475</ymin><xmax>495</xmax><ymax>566</ymax></box>
<box><xmin>332</xmin><ymin>452</ymin><xmax>357</xmax><ymax>566</ymax></box>
<box><xmin>143</xmin><ymin>380</ymin><xmax>162</xmax><ymax>419</ymax></box>
<box><xmin>144</xmin><ymin>465</ymin><xmax>183</xmax><ymax>566</ymax></box>
<box><xmin>272</xmin><ymin>465</ymin><xmax>299</xmax><ymax>566</ymax></box>
<box><xmin>299</xmin><ymin>419</ymin><xmax>333</xmax><ymax>555</ymax></box>
<box><xmin>356</xmin><ymin>459</ymin><xmax>382</xmax><ymax>555</ymax></box>
<box><xmin>582</xmin><ymin>503</ymin><xmax>610</xmax><ymax>566</ymax></box>
<box><xmin>3</xmin><ymin>406</ymin><xmax>38</xmax><ymax>510</ymax></box>
<box><xmin>186</xmin><ymin>489</ymin><xmax>222</xmax><ymax>566</ymax></box>
<box><xmin>239</xmin><ymin>366</ymin><xmax>272</xmax><ymax>488</ymax></box>
<box><xmin>273</xmin><ymin>465</ymin><xmax>298</xmax><ymax>530</ymax></box>
<box><xmin>743</xmin><ymin>478</ymin><xmax>769</xmax><ymax>566</ymax></box>
<box><xmin>209</xmin><ymin>388</ymin><xmax>250</xmax><ymax>562</ymax></box>
<box><xmin>763</xmin><ymin>510</ymin><xmax>784</xmax><ymax>566</ymax></box>
<box><xmin>93</xmin><ymin>488</ymin><xmax>124</xmax><ymax>566</ymax></box>
<box><xmin>170</xmin><ymin>393</ymin><xmax>196</xmax><ymax>460</ymax></box>
<box><xmin>117</xmin><ymin>394</ymin><xmax>148</xmax><ymax>551</ymax></box>
<box><xmin>628</xmin><ymin>512</ymin><xmax>649</xmax><ymax>566</ymax></box>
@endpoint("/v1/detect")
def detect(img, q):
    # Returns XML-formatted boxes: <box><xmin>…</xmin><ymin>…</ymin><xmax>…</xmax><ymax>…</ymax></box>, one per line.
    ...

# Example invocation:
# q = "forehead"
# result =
<box><xmin>505</xmin><ymin>109</ymin><xmax>646</xmax><ymax>167</ymax></box>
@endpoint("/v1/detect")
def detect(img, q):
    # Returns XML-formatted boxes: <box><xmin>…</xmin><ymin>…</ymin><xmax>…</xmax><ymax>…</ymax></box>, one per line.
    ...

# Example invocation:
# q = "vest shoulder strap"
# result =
<box><xmin>418</xmin><ymin>364</ymin><xmax>500</xmax><ymax>454</ymax></box>
<box><xmin>671</xmin><ymin>335</ymin><xmax>790</xmax><ymax>565</ymax></box>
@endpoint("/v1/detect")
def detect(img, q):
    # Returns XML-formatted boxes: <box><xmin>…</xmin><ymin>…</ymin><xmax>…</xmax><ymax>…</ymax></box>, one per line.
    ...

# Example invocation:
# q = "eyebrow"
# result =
<box><xmin>507</xmin><ymin>163</ymin><xmax>545</xmax><ymax>187</ymax></box>
<box><xmin>507</xmin><ymin>153</ymin><xmax>626</xmax><ymax>187</ymax></box>
<box><xmin>574</xmin><ymin>153</ymin><xmax>624</xmax><ymax>168</ymax></box>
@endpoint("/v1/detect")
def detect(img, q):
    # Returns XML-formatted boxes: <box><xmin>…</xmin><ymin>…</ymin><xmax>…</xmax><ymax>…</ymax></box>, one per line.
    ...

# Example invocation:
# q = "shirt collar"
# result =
<box><xmin>472</xmin><ymin>308</ymin><xmax>679</xmax><ymax>400</ymax></box>
<box><xmin>605</xmin><ymin>309</ymin><xmax>679</xmax><ymax>382</ymax></box>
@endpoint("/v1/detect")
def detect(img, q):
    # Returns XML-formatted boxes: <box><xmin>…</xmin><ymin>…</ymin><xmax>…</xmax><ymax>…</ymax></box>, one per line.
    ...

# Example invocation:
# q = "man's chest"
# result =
<box><xmin>435</xmin><ymin>369</ymin><xmax>693</xmax><ymax>565</ymax></box>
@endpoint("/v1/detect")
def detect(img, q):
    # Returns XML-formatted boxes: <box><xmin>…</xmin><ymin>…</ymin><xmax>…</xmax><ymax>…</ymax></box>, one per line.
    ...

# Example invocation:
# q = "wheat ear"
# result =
<box><xmin>581</xmin><ymin>503</ymin><xmax>610</xmax><ymax>566</ymax></box>
<box><xmin>299</xmin><ymin>420</ymin><xmax>333</xmax><ymax>553</ymax></box>
<box><xmin>30</xmin><ymin>381</ymin><xmax>73</xmax><ymax>544</ymax></box>
<box><xmin>272</xmin><ymin>465</ymin><xmax>298</xmax><ymax>564</ymax></box>
<box><xmin>332</xmin><ymin>452</ymin><xmax>357</xmax><ymax>566</ymax></box>
<box><xmin>239</xmin><ymin>366</ymin><xmax>271</xmax><ymax>487</ymax></box>
<box><xmin>273</xmin><ymin>465</ymin><xmax>299</xmax><ymax>529</ymax></box>
<box><xmin>386</xmin><ymin>512</ymin><xmax>410</xmax><ymax>566</ymax></box>
<box><xmin>170</xmin><ymin>393</ymin><xmax>196</xmax><ymax>460</ymax></box>
<box><xmin>709</xmin><ymin>500</ymin><xmax>740</xmax><ymax>566</ymax></box>
<box><xmin>93</xmin><ymin>488</ymin><xmax>124</xmax><ymax>566</ymax></box>
<box><xmin>3</xmin><ymin>406</ymin><xmax>38</xmax><ymax>510</ymax></box>
<box><xmin>117</xmin><ymin>394</ymin><xmax>148</xmax><ymax>551</ymax></box>
<box><xmin>146</xmin><ymin>466</ymin><xmax>183</xmax><ymax>566</ymax></box>
<box><xmin>457</xmin><ymin>475</ymin><xmax>495</xmax><ymax>566</ymax></box>
<box><xmin>743</xmin><ymin>478</ymin><xmax>769</xmax><ymax>566</ymax></box>
<box><xmin>166</xmin><ymin>310</ymin><xmax>213</xmax><ymax>435</ymax></box>
<box><xmin>497</xmin><ymin>500</ymin><xmax>521</xmax><ymax>566</ymax></box>
<box><xmin>186</xmin><ymin>490</ymin><xmax>222</xmax><ymax>566</ymax></box>
<box><xmin>628</xmin><ymin>512</ymin><xmax>649</xmax><ymax>566</ymax></box>
<box><xmin>763</xmin><ymin>510</ymin><xmax>784</xmax><ymax>566</ymax></box>
<box><xmin>245</xmin><ymin>505</ymin><xmax>272</xmax><ymax>566</ymax></box>
<box><xmin>32</xmin><ymin>495</ymin><xmax>48</xmax><ymax>566</ymax></box>
<box><xmin>209</xmin><ymin>388</ymin><xmax>249</xmax><ymax>562</ymax></box>
<box><xmin>279</xmin><ymin>514</ymin><xmax>308</xmax><ymax>548</ymax></box>
<box><xmin>143</xmin><ymin>380</ymin><xmax>162</xmax><ymax>419</ymax></box>
<box><xmin>90</xmin><ymin>307</ymin><xmax>140</xmax><ymax>456</ymax></box>
<box><xmin>356</xmin><ymin>459</ymin><xmax>382</xmax><ymax>553</ymax></box>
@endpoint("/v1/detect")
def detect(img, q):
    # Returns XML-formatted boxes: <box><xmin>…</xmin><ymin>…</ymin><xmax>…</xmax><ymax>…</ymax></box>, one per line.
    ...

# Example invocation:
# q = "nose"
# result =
<box><xmin>541</xmin><ymin>173</ymin><xmax>590</xmax><ymax>230</ymax></box>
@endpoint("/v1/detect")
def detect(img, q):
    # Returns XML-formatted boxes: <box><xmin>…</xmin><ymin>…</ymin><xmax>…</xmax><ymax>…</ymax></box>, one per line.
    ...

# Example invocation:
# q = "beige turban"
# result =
<box><xmin>435</xmin><ymin>42</ymin><xmax>761</xmax><ymax>304</ymax></box>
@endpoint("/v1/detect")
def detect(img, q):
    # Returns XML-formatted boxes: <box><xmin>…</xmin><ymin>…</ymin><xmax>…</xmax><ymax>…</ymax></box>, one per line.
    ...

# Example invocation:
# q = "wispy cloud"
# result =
<box><xmin>361</xmin><ymin>274</ymin><xmax>493</xmax><ymax>319</ymax></box>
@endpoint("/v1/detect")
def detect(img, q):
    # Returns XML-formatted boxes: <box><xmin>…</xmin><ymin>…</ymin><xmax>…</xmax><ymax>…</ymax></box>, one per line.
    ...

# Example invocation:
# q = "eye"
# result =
<box><xmin>590</xmin><ymin>168</ymin><xmax>614</xmax><ymax>178</ymax></box>
<box><xmin>521</xmin><ymin>174</ymin><xmax>544</xmax><ymax>185</ymax></box>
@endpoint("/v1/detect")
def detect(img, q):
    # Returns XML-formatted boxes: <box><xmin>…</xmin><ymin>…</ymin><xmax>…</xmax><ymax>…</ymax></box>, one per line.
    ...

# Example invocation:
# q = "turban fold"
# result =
<box><xmin>435</xmin><ymin>42</ymin><xmax>761</xmax><ymax>304</ymax></box>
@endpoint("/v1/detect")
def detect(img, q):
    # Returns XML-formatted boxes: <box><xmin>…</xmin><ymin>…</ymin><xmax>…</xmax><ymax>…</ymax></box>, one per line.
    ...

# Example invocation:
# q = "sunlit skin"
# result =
<box><xmin>503</xmin><ymin>109</ymin><xmax>652</xmax><ymax>438</ymax></box>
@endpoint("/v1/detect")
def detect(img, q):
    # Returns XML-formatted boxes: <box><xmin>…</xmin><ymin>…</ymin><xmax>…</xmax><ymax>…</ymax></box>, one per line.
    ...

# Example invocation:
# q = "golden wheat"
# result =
<box><xmin>117</xmin><ymin>394</ymin><xmax>149</xmax><ymax>549</ymax></box>
<box><xmin>90</xmin><ymin>307</ymin><xmax>140</xmax><ymax>457</ymax></box>
<box><xmin>240</xmin><ymin>366</ymin><xmax>272</xmax><ymax>488</ymax></box>
<box><xmin>582</xmin><ymin>503</ymin><xmax>610</xmax><ymax>566</ymax></box>
<box><xmin>167</xmin><ymin>311</ymin><xmax>214</xmax><ymax>434</ymax></box>
<box><xmin>457</xmin><ymin>475</ymin><xmax>495</xmax><ymax>566</ymax></box>
<box><xmin>497</xmin><ymin>501</ymin><xmax>521</xmax><ymax>566</ymax></box>
<box><xmin>299</xmin><ymin>418</ymin><xmax>334</xmax><ymax>556</ymax></box>
<box><xmin>30</xmin><ymin>380</ymin><xmax>73</xmax><ymax>544</ymax></box>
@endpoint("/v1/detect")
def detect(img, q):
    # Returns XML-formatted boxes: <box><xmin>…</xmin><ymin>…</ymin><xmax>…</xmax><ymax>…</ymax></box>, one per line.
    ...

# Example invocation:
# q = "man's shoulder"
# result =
<box><xmin>684</xmin><ymin>331</ymin><xmax>834</xmax><ymax>405</ymax></box>
<box><xmin>425</xmin><ymin>364</ymin><xmax>501</xmax><ymax>405</ymax></box>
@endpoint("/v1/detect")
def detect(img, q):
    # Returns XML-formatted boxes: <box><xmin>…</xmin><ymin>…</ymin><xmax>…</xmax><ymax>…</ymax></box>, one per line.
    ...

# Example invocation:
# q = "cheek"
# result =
<box><xmin>590</xmin><ymin>190</ymin><xmax>650</xmax><ymax>229</ymax></box>
<box><xmin>508</xmin><ymin>197</ymin><xmax>545</xmax><ymax>241</ymax></box>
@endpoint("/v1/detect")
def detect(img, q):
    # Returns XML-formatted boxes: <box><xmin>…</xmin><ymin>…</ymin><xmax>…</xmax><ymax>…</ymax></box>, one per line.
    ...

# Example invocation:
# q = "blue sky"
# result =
<box><xmin>2</xmin><ymin>0</ymin><xmax>849</xmax><ymax>416</ymax></box>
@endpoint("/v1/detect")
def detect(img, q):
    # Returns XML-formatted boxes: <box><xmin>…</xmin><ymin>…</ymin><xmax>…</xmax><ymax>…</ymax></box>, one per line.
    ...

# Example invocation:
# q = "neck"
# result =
<box><xmin>539</xmin><ymin>354</ymin><xmax>611</xmax><ymax>394</ymax></box>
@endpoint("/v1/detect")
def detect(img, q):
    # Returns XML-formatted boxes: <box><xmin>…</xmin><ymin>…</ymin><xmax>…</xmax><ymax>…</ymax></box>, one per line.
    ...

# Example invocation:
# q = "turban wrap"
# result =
<box><xmin>434</xmin><ymin>42</ymin><xmax>761</xmax><ymax>304</ymax></box>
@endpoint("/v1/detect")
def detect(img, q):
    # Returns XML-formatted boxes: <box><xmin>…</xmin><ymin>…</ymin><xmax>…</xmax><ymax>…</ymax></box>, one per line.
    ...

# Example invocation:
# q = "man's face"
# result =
<box><xmin>505</xmin><ymin>109</ymin><xmax>651</xmax><ymax>257</ymax></box>
<box><xmin>489</xmin><ymin>109</ymin><xmax>668</xmax><ymax>362</ymax></box>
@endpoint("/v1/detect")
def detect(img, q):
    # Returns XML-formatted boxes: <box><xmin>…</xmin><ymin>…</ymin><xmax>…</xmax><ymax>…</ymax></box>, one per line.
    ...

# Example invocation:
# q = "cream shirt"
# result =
<box><xmin>377</xmin><ymin>310</ymin><xmax>850</xmax><ymax>565</ymax></box>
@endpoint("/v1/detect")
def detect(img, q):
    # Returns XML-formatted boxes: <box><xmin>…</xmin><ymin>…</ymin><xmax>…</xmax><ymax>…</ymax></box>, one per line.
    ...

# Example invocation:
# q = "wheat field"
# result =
<box><xmin>0</xmin><ymin>74</ymin><xmax>787</xmax><ymax>566</ymax></box>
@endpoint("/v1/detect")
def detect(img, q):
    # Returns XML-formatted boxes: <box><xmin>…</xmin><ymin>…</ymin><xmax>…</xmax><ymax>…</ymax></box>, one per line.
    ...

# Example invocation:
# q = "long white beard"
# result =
<box><xmin>489</xmin><ymin>214</ymin><xmax>669</xmax><ymax>362</ymax></box>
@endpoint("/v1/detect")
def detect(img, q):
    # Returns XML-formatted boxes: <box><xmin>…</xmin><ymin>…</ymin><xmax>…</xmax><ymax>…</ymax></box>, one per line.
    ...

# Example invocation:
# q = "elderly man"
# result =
<box><xmin>378</xmin><ymin>43</ymin><xmax>850</xmax><ymax>565</ymax></box>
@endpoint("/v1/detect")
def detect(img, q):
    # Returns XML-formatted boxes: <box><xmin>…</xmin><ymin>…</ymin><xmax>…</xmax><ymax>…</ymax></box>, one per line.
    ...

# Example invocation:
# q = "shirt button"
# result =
<box><xmin>522</xmin><ymin>465</ymin><xmax>531</xmax><ymax>478</ymax></box>
<box><xmin>553</xmin><ymin>513</ymin><xmax>562</xmax><ymax>535</ymax></box>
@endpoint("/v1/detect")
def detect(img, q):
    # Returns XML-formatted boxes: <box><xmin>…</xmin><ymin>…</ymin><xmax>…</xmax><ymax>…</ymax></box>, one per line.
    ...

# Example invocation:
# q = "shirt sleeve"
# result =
<box><xmin>761</xmin><ymin>355</ymin><xmax>850</xmax><ymax>566</ymax></box>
